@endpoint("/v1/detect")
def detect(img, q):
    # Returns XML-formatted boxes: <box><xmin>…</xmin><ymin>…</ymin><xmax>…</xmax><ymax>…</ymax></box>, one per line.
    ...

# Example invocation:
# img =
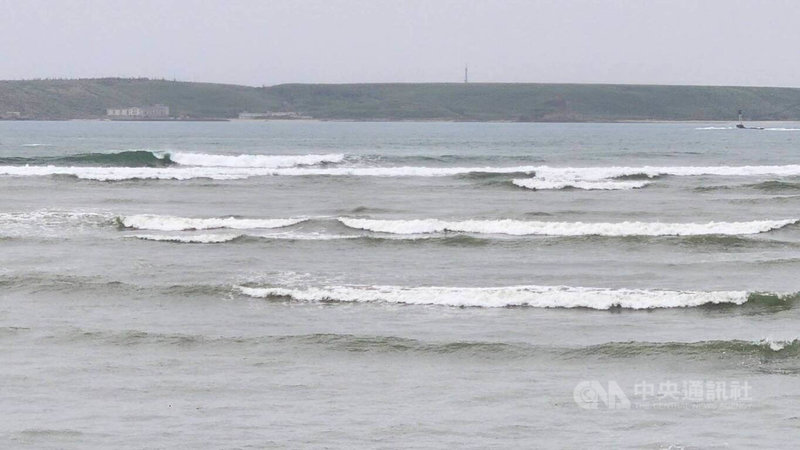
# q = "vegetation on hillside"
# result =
<box><xmin>2</xmin><ymin>78</ymin><xmax>800</xmax><ymax>121</ymax></box>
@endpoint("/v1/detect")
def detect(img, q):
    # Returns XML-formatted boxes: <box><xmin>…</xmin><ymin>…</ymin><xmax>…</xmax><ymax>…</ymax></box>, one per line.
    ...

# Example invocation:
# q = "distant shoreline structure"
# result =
<box><xmin>238</xmin><ymin>111</ymin><xmax>312</xmax><ymax>120</ymax></box>
<box><xmin>107</xmin><ymin>104</ymin><xmax>169</xmax><ymax>118</ymax></box>
<box><xmin>3</xmin><ymin>78</ymin><xmax>800</xmax><ymax>122</ymax></box>
<box><xmin>103</xmin><ymin>117</ymin><xmax>230</xmax><ymax>122</ymax></box>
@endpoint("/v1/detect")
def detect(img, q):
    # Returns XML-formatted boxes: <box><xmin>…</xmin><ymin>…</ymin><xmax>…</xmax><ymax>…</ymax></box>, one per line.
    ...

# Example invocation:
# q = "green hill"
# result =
<box><xmin>0</xmin><ymin>78</ymin><xmax>276</xmax><ymax>119</ymax></box>
<box><xmin>2</xmin><ymin>78</ymin><xmax>800</xmax><ymax>121</ymax></box>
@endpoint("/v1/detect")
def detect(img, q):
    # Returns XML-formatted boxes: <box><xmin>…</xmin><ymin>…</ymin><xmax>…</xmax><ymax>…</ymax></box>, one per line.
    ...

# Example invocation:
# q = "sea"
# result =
<box><xmin>1</xmin><ymin>120</ymin><xmax>800</xmax><ymax>449</ymax></box>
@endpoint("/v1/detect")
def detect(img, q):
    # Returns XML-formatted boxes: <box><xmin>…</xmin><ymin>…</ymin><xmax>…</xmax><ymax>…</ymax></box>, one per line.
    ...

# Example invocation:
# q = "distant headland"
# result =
<box><xmin>2</xmin><ymin>78</ymin><xmax>800</xmax><ymax>122</ymax></box>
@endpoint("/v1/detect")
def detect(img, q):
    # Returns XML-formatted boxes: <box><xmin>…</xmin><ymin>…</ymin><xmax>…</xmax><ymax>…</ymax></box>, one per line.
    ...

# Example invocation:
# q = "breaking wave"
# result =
<box><xmin>532</xmin><ymin>164</ymin><xmax>800</xmax><ymax>182</ymax></box>
<box><xmin>0</xmin><ymin>150</ymin><xmax>344</xmax><ymax>169</ymax></box>
<box><xmin>0</xmin><ymin>164</ymin><xmax>541</xmax><ymax>181</ymax></box>
<box><xmin>0</xmin><ymin>210</ymin><xmax>113</xmax><ymax>237</ymax></box>
<box><xmin>0</xmin><ymin>210</ymin><xmax>111</xmax><ymax>226</ymax></box>
<box><xmin>512</xmin><ymin>179</ymin><xmax>650</xmax><ymax>190</ymax></box>
<box><xmin>4</xmin><ymin>158</ymin><xmax>800</xmax><ymax>182</ymax></box>
<box><xmin>123</xmin><ymin>231</ymin><xmax>489</xmax><ymax>244</ymax></box>
<box><xmin>236</xmin><ymin>284</ymin><xmax>797</xmax><ymax>309</ymax></box>
<box><xmin>118</xmin><ymin>214</ymin><xmax>307</xmax><ymax>231</ymax></box>
<box><xmin>0</xmin><ymin>150</ymin><xmax>347</xmax><ymax>180</ymax></box>
<box><xmin>128</xmin><ymin>234</ymin><xmax>243</xmax><ymax>244</ymax></box>
<box><xmin>0</xmin><ymin>150</ymin><xmax>174</xmax><ymax>168</ymax></box>
<box><xmin>167</xmin><ymin>152</ymin><xmax>344</xmax><ymax>168</ymax></box>
<box><xmin>0</xmin><ymin>165</ymin><xmax>249</xmax><ymax>181</ymax></box>
<box><xmin>511</xmin><ymin>164</ymin><xmax>800</xmax><ymax>192</ymax></box>
<box><xmin>337</xmin><ymin>217</ymin><xmax>798</xmax><ymax>236</ymax></box>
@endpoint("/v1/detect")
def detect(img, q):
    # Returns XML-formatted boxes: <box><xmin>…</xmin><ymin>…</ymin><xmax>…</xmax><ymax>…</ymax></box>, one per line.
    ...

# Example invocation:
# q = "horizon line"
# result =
<box><xmin>3</xmin><ymin>77</ymin><xmax>800</xmax><ymax>90</ymax></box>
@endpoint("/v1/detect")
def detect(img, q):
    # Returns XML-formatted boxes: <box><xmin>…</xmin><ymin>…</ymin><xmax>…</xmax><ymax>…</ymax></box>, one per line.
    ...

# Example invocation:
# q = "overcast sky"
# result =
<box><xmin>2</xmin><ymin>0</ymin><xmax>799</xmax><ymax>87</ymax></box>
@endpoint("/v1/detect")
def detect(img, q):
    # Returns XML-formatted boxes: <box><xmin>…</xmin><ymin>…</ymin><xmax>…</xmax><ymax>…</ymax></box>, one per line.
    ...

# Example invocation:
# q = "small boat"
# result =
<box><xmin>737</xmin><ymin>110</ymin><xmax>764</xmax><ymax>130</ymax></box>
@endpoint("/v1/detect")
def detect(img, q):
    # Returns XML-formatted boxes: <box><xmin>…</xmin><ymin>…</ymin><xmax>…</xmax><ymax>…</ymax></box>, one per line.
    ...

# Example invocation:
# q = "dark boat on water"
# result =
<box><xmin>737</xmin><ymin>110</ymin><xmax>764</xmax><ymax>129</ymax></box>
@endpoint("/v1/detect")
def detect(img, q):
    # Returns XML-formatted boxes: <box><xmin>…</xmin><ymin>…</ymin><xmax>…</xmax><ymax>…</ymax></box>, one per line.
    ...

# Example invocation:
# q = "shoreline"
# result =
<box><xmin>2</xmin><ymin>118</ymin><xmax>795</xmax><ymax>124</ymax></box>
<box><xmin>5</xmin><ymin>79</ymin><xmax>800</xmax><ymax>124</ymax></box>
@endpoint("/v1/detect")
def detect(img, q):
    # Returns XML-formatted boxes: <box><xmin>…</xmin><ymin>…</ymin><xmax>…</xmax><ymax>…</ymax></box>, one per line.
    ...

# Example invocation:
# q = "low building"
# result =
<box><xmin>107</xmin><ymin>104</ymin><xmax>169</xmax><ymax>118</ymax></box>
<box><xmin>238</xmin><ymin>111</ymin><xmax>311</xmax><ymax>120</ymax></box>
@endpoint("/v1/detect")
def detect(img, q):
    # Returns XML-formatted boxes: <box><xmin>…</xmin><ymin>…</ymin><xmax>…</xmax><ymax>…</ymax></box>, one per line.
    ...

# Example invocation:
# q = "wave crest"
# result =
<box><xmin>0</xmin><ymin>150</ymin><xmax>173</xmax><ymax>168</ymax></box>
<box><xmin>236</xmin><ymin>284</ymin><xmax>768</xmax><ymax>309</ymax></box>
<box><xmin>512</xmin><ymin>179</ymin><xmax>650</xmax><ymax>190</ymax></box>
<box><xmin>167</xmin><ymin>152</ymin><xmax>344</xmax><ymax>168</ymax></box>
<box><xmin>0</xmin><ymin>164</ymin><xmax>540</xmax><ymax>180</ymax></box>
<box><xmin>535</xmin><ymin>164</ymin><xmax>800</xmax><ymax>181</ymax></box>
<box><xmin>5</xmin><ymin>162</ymin><xmax>800</xmax><ymax>182</ymax></box>
<box><xmin>128</xmin><ymin>234</ymin><xmax>243</xmax><ymax>243</ymax></box>
<box><xmin>119</xmin><ymin>215</ymin><xmax>307</xmax><ymax>231</ymax></box>
<box><xmin>337</xmin><ymin>217</ymin><xmax>798</xmax><ymax>236</ymax></box>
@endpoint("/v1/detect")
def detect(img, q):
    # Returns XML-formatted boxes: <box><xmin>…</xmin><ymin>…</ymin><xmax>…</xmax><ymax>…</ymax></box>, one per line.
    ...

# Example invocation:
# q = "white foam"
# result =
<box><xmin>129</xmin><ymin>234</ymin><xmax>242</xmax><ymax>243</ymax></box>
<box><xmin>766</xmin><ymin>339</ymin><xmax>788</xmax><ymax>351</ymax></box>
<box><xmin>0</xmin><ymin>210</ymin><xmax>111</xmax><ymax>237</ymax></box>
<box><xmin>271</xmin><ymin>165</ymin><xmax>539</xmax><ymax>177</ymax></box>
<box><xmin>695</xmin><ymin>126</ymin><xmax>734</xmax><ymax>130</ymax></box>
<box><xmin>120</xmin><ymin>215</ymin><xmax>307</xmax><ymax>231</ymax></box>
<box><xmin>4</xmin><ymin>163</ymin><xmax>800</xmax><ymax>181</ymax></box>
<box><xmin>337</xmin><ymin>217</ymin><xmax>798</xmax><ymax>236</ymax></box>
<box><xmin>237</xmin><ymin>284</ymin><xmax>750</xmax><ymax>309</ymax></box>
<box><xmin>758</xmin><ymin>337</ymin><xmax>800</xmax><ymax>351</ymax></box>
<box><xmin>512</xmin><ymin>179</ymin><xmax>650</xmax><ymax>190</ymax></box>
<box><xmin>532</xmin><ymin>164</ymin><xmax>800</xmax><ymax>182</ymax></box>
<box><xmin>0</xmin><ymin>165</ymin><xmax>252</xmax><ymax>180</ymax></box>
<box><xmin>765</xmin><ymin>128</ymin><xmax>800</xmax><ymax>131</ymax></box>
<box><xmin>253</xmin><ymin>232</ymin><xmax>361</xmax><ymax>241</ymax></box>
<box><xmin>517</xmin><ymin>164</ymin><xmax>800</xmax><ymax>192</ymax></box>
<box><xmin>0</xmin><ymin>165</ymin><xmax>539</xmax><ymax>180</ymax></box>
<box><xmin>168</xmin><ymin>152</ymin><xmax>344</xmax><ymax>168</ymax></box>
<box><xmin>0</xmin><ymin>210</ymin><xmax>109</xmax><ymax>225</ymax></box>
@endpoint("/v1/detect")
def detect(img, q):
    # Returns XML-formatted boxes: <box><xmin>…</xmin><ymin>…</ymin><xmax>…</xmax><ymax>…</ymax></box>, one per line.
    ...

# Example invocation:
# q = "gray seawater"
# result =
<box><xmin>2</xmin><ymin>120</ymin><xmax>800</xmax><ymax>448</ymax></box>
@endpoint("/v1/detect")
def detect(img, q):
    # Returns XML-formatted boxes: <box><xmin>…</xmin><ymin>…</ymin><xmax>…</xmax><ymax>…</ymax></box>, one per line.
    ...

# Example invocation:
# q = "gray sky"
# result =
<box><xmin>2</xmin><ymin>0</ymin><xmax>800</xmax><ymax>87</ymax></box>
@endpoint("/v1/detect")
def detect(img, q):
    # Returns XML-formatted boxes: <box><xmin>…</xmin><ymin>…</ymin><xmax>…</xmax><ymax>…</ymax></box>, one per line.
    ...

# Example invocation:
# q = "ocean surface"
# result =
<box><xmin>2</xmin><ymin>120</ymin><xmax>800</xmax><ymax>448</ymax></box>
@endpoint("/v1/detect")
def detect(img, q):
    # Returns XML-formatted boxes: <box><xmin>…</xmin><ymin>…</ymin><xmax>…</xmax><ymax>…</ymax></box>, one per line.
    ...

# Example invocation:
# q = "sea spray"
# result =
<box><xmin>337</xmin><ymin>217</ymin><xmax>799</xmax><ymax>236</ymax></box>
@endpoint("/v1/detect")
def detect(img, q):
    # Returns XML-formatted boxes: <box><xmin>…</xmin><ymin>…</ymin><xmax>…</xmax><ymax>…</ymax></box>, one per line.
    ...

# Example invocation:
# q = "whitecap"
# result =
<box><xmin>128</xmin><ymin>234</ymin><xmax>242</xmax><ymax>243</ymax></box>
<box><xmin>120</xmin><ymin>215</ymin><xmax>307</xmax><ymax>231</ymax></box>
<box><xmin>0</xmin><ymin>164</ymin><xmax>539</xmax><ymax>180</ymax></box>
<box><xmin>337</xmin><ymin>217</ymin><xmax>798</xmax><ymax>236</ymax></box>
<box><xmin>4</xmin><ymin>163</ymin><xmax>800</xmax><ymax>182</ymax></box>
<box><xmin>512</xmin><ymin>179</ymin><xmax>650</xmax><ymax>190</ymax></box>
<box><xmin>168</xmin><ymin>152</ymin><xmax>345</xmax><ymax>168</ymax></box>
<box><xmin>237</xmin><ymin>284</ymin><xmax>751</xmax><ymax>309</ymax></box>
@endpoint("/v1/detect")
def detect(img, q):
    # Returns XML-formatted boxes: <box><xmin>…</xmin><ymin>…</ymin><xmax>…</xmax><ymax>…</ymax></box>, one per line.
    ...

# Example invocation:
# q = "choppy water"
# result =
<box><xmin>2</xmin><ymin>120</ymin><xmax>800</xmax><ymax>448</ymax></box>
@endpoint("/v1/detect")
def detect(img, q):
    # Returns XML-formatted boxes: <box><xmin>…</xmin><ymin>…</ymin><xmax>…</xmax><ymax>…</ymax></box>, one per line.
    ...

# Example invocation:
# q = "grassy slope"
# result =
<box><xmin>2</xmin><ymin>78</ymin><xmax>800</xmax><ymax>121</ymax></box>
<box><xmin>272</xmin><ymin>83</ymin><xmax>800</xmax><ymax>121</ymax></box>
<box><xmin>0</xmin><ymin>79</ymin><xmax>276</xmax><ymax>119</ymax></box>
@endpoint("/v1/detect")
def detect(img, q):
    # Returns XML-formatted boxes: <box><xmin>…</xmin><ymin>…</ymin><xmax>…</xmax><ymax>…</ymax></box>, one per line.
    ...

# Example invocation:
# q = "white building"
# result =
<box><xmin>238</xmin><ymin>111</ymin><xmax>310</xmax><ymax>120</ymax></box>
<box><xmin>107</xmin><ymin>104</ymin><xmax>169</xmax><ymax>118</ymax></box>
